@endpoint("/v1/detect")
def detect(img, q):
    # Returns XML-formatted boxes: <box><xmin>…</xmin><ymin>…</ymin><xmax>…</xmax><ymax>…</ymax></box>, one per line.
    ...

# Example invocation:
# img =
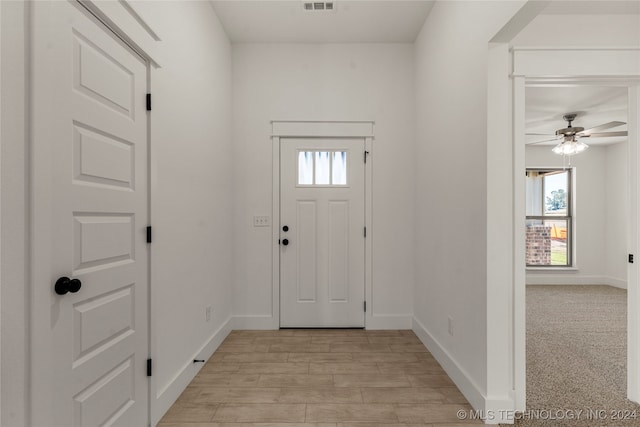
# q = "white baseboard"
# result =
<box><xmin>605</xmin><ymin>277</ymin><xmax>627</xmax><ymax>289</ymax></box>
<box><xmin>413</xmin><ymin>317</ymin><xmax>515</xmax><ymax>424</ymax></box>
<box><xmin>232</xmin><ymin>315</ymin><xmax>275</xmax><ymax>329</ymax></box>
<box><xmin>152</xmin><ymin>316</ymin><xmax>232</xmax><ymax>426</ymax></box>
<box><xmin>231</xmin><ymin>314</ymin><xmax>413</xmax><ymax>330</ymax></box>
<box><xmin>526</xmin><ymin>274</ymin><xmax>627</xmax><ymax>288</ymax></box>
<box><xmin>485</xmin><ymin>396</ymin><xmax>518</xmax><ymax>424</ymax></box>
<box><xmin>412</xmin><ymin>317</ymin><xmax>487</xmax><ymax>416</ymax></box>
<box><xmin>367</xmin><ymin>314</ymin><xmax>413</xmax><ymax>329</ymax></box>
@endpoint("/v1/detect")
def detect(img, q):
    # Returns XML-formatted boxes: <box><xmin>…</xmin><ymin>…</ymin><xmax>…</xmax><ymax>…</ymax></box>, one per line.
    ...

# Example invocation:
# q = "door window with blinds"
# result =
<box><xmin>298</xmin><ymin>150</ymin><xmax>348</xmax><ymax>186</ymax></box>
<box><xmin>526</xmin><ymin>168</ymin><xmax>573</xmax><ymax>267</ymax></box>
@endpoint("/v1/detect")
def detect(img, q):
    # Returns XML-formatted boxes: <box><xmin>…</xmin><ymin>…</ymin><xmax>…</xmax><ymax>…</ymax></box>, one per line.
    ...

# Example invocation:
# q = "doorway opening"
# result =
<box><xmin>523</xmin><ymin>85</ymin><xmax>633</xmax><ymax>416</ymax></box>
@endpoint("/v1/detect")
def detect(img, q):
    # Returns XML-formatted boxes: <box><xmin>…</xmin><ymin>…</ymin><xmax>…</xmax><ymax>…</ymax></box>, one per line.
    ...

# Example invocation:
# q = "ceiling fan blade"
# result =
<box><xmin>581</xmin><ymin>121</ymin><xmax>626</xmax><ymax>135</ymax></box>
<box><xmin>526</xmin><ymin>133</ymin><xmax>555</xmax><ymax>136</ymax></box>
<box><xmin>581</xmin><ymin>131</ymin><xmax>628</xmax><ymax>138</ymax></box>
<box><xmin>526</xmin><ymin>137</ymin><xmax>562</xmax><ymax>145</ymax></box>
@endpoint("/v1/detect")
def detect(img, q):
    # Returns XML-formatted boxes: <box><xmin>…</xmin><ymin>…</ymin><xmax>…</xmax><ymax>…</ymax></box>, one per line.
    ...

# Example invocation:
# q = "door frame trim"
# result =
<box><xmin>271</xmin><ymin>120</ymin><xmax>374</xmax><ymax>329</ymax></box>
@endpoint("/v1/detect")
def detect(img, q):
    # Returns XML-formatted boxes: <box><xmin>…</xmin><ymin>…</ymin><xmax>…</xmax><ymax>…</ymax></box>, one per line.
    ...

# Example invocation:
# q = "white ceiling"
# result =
<box><xmin>540</xmin><ymin>1</ymin><xmax>640</xmax><ymax>15</ymax></box>
<box><xmin>525</xmin><ymin>86</ymin><xmax>628</xmax><ymax>146</ymax></box>
<box><xmin>210</xmin><ymin>1</ymin><xmax>435</xmax><ymax>43</ymax></box>
<box><xmin>210</xmin><ymin>0</ymin><xmax>640</xmax><ymax>44</ymax></box>
<box><xmin>210</xmin><ymin>0</ymin><xmax>633</xmax><ymax>147</ymax></box>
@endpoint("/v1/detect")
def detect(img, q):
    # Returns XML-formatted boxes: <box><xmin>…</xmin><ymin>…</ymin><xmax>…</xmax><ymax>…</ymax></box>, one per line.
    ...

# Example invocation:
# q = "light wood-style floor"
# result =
<box><xmin>159</xmin><ymin>329</ymin><xmax>480</xmax><ymax>426</ymax></box>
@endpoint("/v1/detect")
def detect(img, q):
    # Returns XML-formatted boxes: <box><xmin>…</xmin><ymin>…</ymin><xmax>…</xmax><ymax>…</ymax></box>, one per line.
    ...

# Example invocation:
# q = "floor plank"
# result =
<box><xmin>159</xmin><ymin>330</ymin><xmax>477</xmax><ymax>426</ymax></box>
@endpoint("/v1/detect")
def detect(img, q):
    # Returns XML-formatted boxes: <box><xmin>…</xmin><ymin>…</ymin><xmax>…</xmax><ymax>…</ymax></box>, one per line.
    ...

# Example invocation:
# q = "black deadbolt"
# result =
<box><xmin>283</xmin><ymin>225</ymin><xmax>289</xmax><ymax>232</ymax></box>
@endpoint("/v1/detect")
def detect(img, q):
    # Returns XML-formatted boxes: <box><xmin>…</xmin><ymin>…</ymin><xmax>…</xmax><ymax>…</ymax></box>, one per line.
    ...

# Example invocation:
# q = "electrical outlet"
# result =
<box><xmin>448</xmin><ymin>316</ymin><xmax>454</xmax><ymax>336</ymax></box>
<box><xmin>205</xmin><ymin>306</ymin><xmax>212</xmax><ymax>322</ymax></box>
<box><xmin>253</xmin><ymin>215</ymin><xmax>270</xmax><ymax>227</ymax></box>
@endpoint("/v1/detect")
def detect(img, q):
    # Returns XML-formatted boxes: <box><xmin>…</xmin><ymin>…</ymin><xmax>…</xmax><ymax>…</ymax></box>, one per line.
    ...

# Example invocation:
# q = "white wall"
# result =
<box><xmin>1</xmin><ymin>2</ymin><xmax>29</xmax><ymax>425</ymax></box>
<box><xmin>232</xmin><ymin>43</ymin><xmax>415</xmax><ymax>328</ymax></box>
<box><xmin>512</xmin><ymin>14</ymin><xmax>640</xmax><ymax>47</ymax></box>
<box><xmin>606</xmin><ymin>142</ymin><xmax>629</xmax><ymax>287</ymax></box>
<box><xmin>413</xmin><ymin>0</ymin><xmax>525</xmax><ymax>419</ymax></box>
<box><xmin>135</xmin><ymin>1</ymin><xmax>234</xmax><ymax>422</ymax></box>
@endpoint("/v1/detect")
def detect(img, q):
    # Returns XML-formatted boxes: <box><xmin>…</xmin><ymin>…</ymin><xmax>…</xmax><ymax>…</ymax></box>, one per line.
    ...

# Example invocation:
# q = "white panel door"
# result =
<box><xmin>280</xmin><ymin>138</ymin><xmax>365</xmax><ymax>327</ymax></box>
<box><xmin>31</xmin><ymin>1</ymin><xmax>149</xmax><ymax>426</ymax></box>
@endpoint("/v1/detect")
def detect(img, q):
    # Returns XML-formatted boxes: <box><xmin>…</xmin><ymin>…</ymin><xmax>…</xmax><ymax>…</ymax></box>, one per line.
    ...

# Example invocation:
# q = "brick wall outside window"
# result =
<box><xmin>526</xmin><ymin>225</ymin><xmax>551</xmax><ymax>265</ymax></box>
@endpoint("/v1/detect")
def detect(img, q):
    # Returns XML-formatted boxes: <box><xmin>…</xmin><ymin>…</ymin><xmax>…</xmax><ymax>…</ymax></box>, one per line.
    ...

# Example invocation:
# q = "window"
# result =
<box><xmin>297</xmin><ymin>150</ymin><xmax>347</xmax><ymax>186</ymax></box>
<box><xmin>526</xmin><ymin>169</ymin><xmax>572</xmax><ymax>267</ymax></box>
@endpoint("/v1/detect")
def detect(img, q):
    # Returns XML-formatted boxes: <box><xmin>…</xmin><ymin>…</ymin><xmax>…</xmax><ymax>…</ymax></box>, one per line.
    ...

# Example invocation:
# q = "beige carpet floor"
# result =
<box><xmin>515</xmin><ymin>285</ymin><xmax>640</xmax><ymax>426</ymax></box>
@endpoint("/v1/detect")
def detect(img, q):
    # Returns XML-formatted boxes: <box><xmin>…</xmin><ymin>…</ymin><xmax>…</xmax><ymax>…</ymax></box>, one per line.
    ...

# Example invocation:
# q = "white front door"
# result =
<box><xmin>31</xmin><ymin>1</ymin><xmax>149</xmax><ymax>425</ymax></box>
<box><xmin>280</xmin><ymin>138</ymin><xmax>366</xmax><ymax>327</ymax></box>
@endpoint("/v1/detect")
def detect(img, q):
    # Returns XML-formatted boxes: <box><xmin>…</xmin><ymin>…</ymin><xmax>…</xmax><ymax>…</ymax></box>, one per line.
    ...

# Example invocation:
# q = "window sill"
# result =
<box><xmin>526</xmin><ymin>267</ymin><xmax>578</xmax><ymax>271</ymax></box>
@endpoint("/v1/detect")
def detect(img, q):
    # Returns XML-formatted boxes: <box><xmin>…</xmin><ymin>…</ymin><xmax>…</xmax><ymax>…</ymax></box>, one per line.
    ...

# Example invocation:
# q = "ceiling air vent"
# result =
<box><xmin>303</xmin><ymin>2</ymin><xmax>335</xmax><ymax>11</ymax></box>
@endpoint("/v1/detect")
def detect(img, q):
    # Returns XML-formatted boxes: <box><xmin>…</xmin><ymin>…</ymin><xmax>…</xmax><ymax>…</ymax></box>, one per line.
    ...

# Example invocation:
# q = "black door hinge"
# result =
<box><xmin>146</xmin><ymin>94</ymin><xmax>152</xmax><ymax>111</ymax></box>
<box><xmin>364</xmin><ymin>226</ymin><xmax>367</xmax><ymax>238</ymax></box>
<box><xmin>364</xmin><ymin>301</ymin><xmax>367</xmax><ymax>312</ymax></box>
<box><xmin>364</xmin><ymin>150</ymin><xmax>369</xmax><ymax>163</ymax></box>
<box><xmin>630</xmin><ymin>254</ymin><xmax>634</xmax><ymax>264</ymax></box>
<box><xmin>147</xmin><ymin>359</ymin><xmax>152</xmax><ymax>377</ymax></box>
<box><xmin>146</xmin><ymin>226</ymin><xmax>152</xmax><ymax>244</ymax></box>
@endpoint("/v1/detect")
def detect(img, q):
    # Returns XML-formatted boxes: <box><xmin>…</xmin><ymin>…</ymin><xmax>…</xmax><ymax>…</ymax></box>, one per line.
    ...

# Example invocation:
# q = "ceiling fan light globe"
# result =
<box><xmin>574</xmin><ymin>140</ymin><xmax>589</xmax><ymax>153</ymax></box>
<box><xmin>552</xmin><ymin>140</ymin><xmax>589</xmax><ymax>156</ymax></box>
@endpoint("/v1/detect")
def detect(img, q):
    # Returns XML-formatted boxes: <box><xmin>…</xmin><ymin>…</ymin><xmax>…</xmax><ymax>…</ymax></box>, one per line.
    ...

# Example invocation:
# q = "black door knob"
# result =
<box><xmin>68</xmin><ymin>279</ymin><xmax>82</xmax><ymax>293</ymax></box>
<box><xmin>54</xmin><ymin>277</ymin><xmax>82</xmax><ymax>295</ymax></box>
<box><xmin>283</xmin><ymin>225</ymin><xmax>289</xmax><ymax>232</ymax></box>
<box><xmin>282</xmin><ymin>239</ymin><xmax>289</xmax><ymax>246</ymax></box>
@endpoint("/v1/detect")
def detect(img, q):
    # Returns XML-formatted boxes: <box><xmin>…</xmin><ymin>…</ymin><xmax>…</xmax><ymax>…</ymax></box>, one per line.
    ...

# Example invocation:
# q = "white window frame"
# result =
<box><xmin>296</xmin><ymin>149</ymin><xmax>350</xmax><ymax>187</ymax></box>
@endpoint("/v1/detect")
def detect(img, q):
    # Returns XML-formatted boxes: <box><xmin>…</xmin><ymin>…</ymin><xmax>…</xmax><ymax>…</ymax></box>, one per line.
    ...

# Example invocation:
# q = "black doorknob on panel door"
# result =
<box><xmin>54</xmin><ymin>277</ymin><xmax>82</xmax><ymax>295</ymax></box>
<box><xmin>282</xmin><ymin>239</ymin><xmax>289</xmax><ymax>246</ymax></box>
<box><xmin>69</xmin><ymin>278</ymin><xmax>82</xmax><ymax>293</ymax></box>
<box><xmin>283</xmin><ymin>225</ymin><xmax>289</xmax><ymax>232</ymax></box>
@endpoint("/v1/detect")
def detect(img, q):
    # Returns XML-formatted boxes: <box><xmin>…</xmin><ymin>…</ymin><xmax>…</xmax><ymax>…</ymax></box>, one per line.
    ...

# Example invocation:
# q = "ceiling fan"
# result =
<box><xmin>527</xmin><ymin>113</ymin><xmax>627</xmax><ymax>155</ymax></box>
